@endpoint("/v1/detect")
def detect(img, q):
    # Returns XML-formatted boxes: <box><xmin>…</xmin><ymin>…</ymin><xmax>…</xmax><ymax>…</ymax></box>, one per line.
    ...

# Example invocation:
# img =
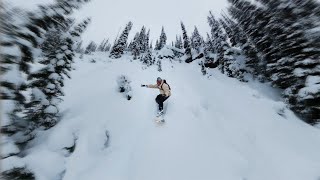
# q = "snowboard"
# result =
<box><xmin>154</xmin><ymin>101</ymin><xmax>168</xmax><ymax>124</ymax></box>
<box><xmin>155</xmin><ymin>113</ymin><xmax>165</xmax><ymax>124</ymax></box>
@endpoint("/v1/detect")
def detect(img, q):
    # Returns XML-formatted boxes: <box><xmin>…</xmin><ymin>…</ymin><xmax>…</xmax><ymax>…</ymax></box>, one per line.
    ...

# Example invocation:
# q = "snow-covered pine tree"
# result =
<box><xmin>216</xmin><ymin>16</ymin><xmax>252</xmax><ymax>81</ymax></box>
<box><xmin>103</xmin><ymin>39</ymin><xmax>110</xmax><ymax>51</ymax></box>
<box><xmin>203</xmin><ymin>33</ymin><xmax>217</xmax><ymax>68</ymax></box>
<box><xmin>104</xmin><ymin>40</ymin><xmax>112</xmax><ymax>52</ymax></box>
<box><xmin>0</xmin><ymin>7</ymin><xmax>29</xmax><ymax>127</ymax></box>
<box><xmin>292</xmin><ymin>0</ymin><xmax>320</xmax><ymax>52</ymax></box>
<box><xmin>130</xmin><ymin>26</ymin><xmax>149</xmax><ymax>59</ymax></box>
<box><xmin>27</xmin><ymin>17</ymin><xmax>90</xmax><ymax>129</ymax></box>
<box><xmin>145</xmin><ymin>29</ymin><xmax>150</xmax><ymax>52</ymax></box>
<box><xmin>172</xmin><ymin>35</ymin><xmax>184</xmax><ymax>58</ymax></box>
<box><xmin>1</xmin><ymin>1</ymin><xmax>90</xmax><ymax>178</ymax></box>
<box><xmin>180</xmin><ymin>22</ymin><xmax>193</xmax><ymax>63</ymax></box>
<box><xmin>155</xmin><ymin>40</ymin><xmax>160</xmax><ymax>50</ymax></box>
<box><xmin>158</xmin><ymin>26</ymin><xmax>167</xmax><ymax>50</ymax></box>
<box><xmin>150</xmin><ymin>40</ymin><xmax>153</xmax><ymax>49</ymax></box>
<box><xmin>179</xmin><ymin>36</ymin><xmax>183</xmax><ymax>49</ymax></box>
<box><xmin>101</xmin><ymin>39</ymin><xmax>111</xmax><ymax>52</ymax></box>
<box><xmin>109</xmin><ymin>21</ymin><xmax>133</xmax><ymax>59</ymax></box>
<box><xmin>128</xmin><ymin>33</ymin><xmax>138</xmax><ymax>52</ymax></box>
<box><xmin>175</xmin><ymin>35</ymin><xmax>183</xmax><ymax>49</ymax></box>
<box><xmin>228</xmin><ymin>0</ymin><xmax>320</xmax><ymax>123</ymax></box>
<box><xmin>255</xmin><ymin>0</ymin><xmax>320</xmax><ymax>123</ymax></box>
<box><xmin>97</xmin><ymin>39</ymin><xmax>107</xmax><ymax>52</ymax></box>
<box><xmin>131</xmin><ymin>32</ymin><xmax>141</xmax><ymax>60</ymax></box>
<box><xmin>228</xmin><ymin>0</ymin><xmax>269</xmax><ymax>74</ymax></box>
<box><xmin>222</xmin><ymin>47</ymin><xmax>245</xmax><ymax>80</ymax></box>
<box><xmin>191</xmin><ymin>26</ymin><xmax>203</xmax><ymax>54</ymax></box>
<box><xmin>142</xmin><ymin>48</ymin><xmax>153</xmax><ymax>66</ymax></box>
<box><xmin>1</xmin><ymin>0</ymin><xmax>91</xmax><ymax>133</ymax></box>
<box><xmin>138</xmin><ymin>26</ymin><xmax>147</xmax><ymax>53</ymax></box>
<box><xmin>208</xmin><ymin>12</ymin><xmax>228</xmax><ymax>73</ymax></box>
<box><xmin>220</xmin><ymin>14</ymin><xmax>261</xmax><ymax>78</ymax></box>
<box><xmin>75</xmin><ymin>40</ymin><xmax>84</xmax><ymax>53</ymax></box>
<box><xmin>85</xmin><ymin>41</ymin><xmax>97</xmax><ymax>54</ymax></box>
<box><xmin>207</xmin><ymin>12</ymin><xmax>230</xmax><ymax>73</ymax></box>
<box><xmin>66</xmin><ymin>17</ymin><xmax>91</xmax><ymax>68</ymax></box>
<box><xmin>219</xmin><ymin>17</ymin><xmax>236</xmax><ymax>47</ymax></box>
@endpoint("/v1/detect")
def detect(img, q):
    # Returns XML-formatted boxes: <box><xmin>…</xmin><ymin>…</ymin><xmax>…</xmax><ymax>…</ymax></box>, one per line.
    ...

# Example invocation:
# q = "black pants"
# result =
<box><xmin>155</xmin><ymin>94</ymin><xmax>169</xmax><ymax>111</ymax></box>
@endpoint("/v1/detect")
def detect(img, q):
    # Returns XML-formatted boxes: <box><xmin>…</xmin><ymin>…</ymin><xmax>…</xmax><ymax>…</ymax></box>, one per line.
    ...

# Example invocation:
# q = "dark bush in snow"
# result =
<box><xmin>1</xmin><ymin>167</ymin><xmax>35</xmax><ymax>180</ymax></box>
<box><xmin>157</xmin><ymin>60</ymin><xmax>162</xmax><ymax>72</ymax></box>
<box><xmin>117</xmin><ymin>75</ymin><xmax>132</xmax><ymax>100</ymax></box>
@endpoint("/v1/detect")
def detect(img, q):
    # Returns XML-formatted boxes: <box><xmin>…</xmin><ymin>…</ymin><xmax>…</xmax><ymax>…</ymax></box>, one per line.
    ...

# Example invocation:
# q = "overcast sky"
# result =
<box><xmin>8</xmin><ymin>0</ymin><xmax>229</xmax><ymax>45</ymax></box>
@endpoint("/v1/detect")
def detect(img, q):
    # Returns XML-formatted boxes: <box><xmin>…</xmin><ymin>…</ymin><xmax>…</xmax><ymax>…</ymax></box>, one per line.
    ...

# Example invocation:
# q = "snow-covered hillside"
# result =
<box><xmin>5</xmin><ymin>53</ymin><xmax>320</xmax><ymax>180</ymax></box>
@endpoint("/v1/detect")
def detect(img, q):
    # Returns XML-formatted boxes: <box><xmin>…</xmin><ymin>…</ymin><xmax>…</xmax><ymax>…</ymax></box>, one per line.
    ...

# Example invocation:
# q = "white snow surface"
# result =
<box><xmin>1</xmin><ymin>156</ymin><xmax>25</xmax><ymax>172</ymax></box>
<box><xmin>299</xmin><ymin>75</ymin><xmax>320</xmax><ymax>99</ymax></box>
<box><xmin>14</xmin><ymin>52</ymin><xmax>320</xmax><ymax>180</ymax></box>
<box><xmin>157</xmin><ymin>46</ymin><xmax>175</xmax><ymax>58</ymax></box>
<box><xmin>1</xmin><ymin>140</ymin><xmax>20</xmax><ymax>158</ymax></box>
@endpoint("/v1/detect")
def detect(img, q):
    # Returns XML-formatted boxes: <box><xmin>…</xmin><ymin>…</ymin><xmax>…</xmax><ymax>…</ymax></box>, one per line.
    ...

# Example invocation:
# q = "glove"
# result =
<box><xmin>141</xmin><ymin>84</ymin><xmax>146</xmax><ymax>87</ymax></box>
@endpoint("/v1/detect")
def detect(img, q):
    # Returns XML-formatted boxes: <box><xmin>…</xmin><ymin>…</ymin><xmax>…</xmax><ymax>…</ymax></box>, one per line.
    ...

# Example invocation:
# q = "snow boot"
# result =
<box><xmin>157</xmin><ymin>109</ymin><xmax>164</xmax><ymax>117</ymax></box>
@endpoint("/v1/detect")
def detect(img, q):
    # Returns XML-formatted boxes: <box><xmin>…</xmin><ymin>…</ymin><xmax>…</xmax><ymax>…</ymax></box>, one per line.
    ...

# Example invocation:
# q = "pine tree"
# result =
<box><xmin>104</xmin><ymin>42</ymin><xmax>112</xmax><ymax>52</ymax></box>
<box><xmin>138</xmin><ymin>26</ymin><xmax>147</xmax><ymax>53</ymax></box>
<box><xmin>220</xmin><ymin>14</ymin><xmax>261</xmax><ymax>78</ymax></box>
<box><xmin>128</xmin><ymin>32</ymin><xmax>139</xmax><ymax>52</ymax></box>
<box><xmin>109</xmin><ymin>21</ymin><xmax>133</xmax><ymax>59</ymax></box>
<box><xmin>155</xmin><ymin>40</ymin><xmax>160</xmax><ymax>50</ymax></box>
<box><xmin>158</xmin><ymin>26</ymin><xmax>167</xmax><ymax>50</ymax></box>
<box><xmin>75</xmin><ymin>41</ymin><xmax>84</xmax><ymax>53</ymax></box>
<box><xmin>27</xmin><ymin>18</ymin><xmax>90</xmax><ymax>128</ymax></box>
<box><xmin>101</xmin><ymin>39</ymin><xmax>111</xmax><ymax>52</ymax></box>
<box><xmin>207</xmin><ymin>12</ymin><xmax>229</xmax><ymax>73</ymax></box>
<box><xmin>85</xmin><ymin>41</ymin><xmax>97</xmax><ymax>54</ymax></box>
<box><xmin>142</xmin><ymin>48</ymin><xmax>153</xmax><ymax>66</ymax></box>
<box><xmin>219</xmin><ymin>16</ymin><xmax>237</xmax><ymax>47</ymax></box>
<box><xmin>1</xmin><ymin>1</ymin><xmax>90</xmax><ymax>178</ymax></box>
<box><xmin>203</xmin><ymin>33</ymin><xmax>216</xmax><ymax>67</ymax></box>
<box><xmin>228</xmin><ymin>0</ymin><xmax>270</xmax><ymax>74</ymax></box>
<box><xmin>175</xmin><ymin>35</ymin><xmax>183</xmax><ymax>49</ymax></box>
<box><xmin>131</xmin><ymin>32</ymin><xmax>141</xmax><ymax>59</ymax></box>
<box><xmin>131</xmin><ymin>26</ymin><xmax>149</xmax><ymax>58</ymax></box>
<box><xmin>256</xmin><ymin>0</ymin><xmax>320</xmax><ymax>123</ymax></box>
<box><xmin>191</xmin><ymin>26</ymin><xmax>203</xmax><ymax>53</ymax></box>
<box><xmin>1</xmin><ymin>0</ymin><xmax>91</xmax><ymax>132</ymax></box>
<box><xmin>150</xmin><ymin>40</ymin><xmax>153</xmax><ymax>49</ymax></box>
<box><xmin>228</xmin><ymin>0</ymin><xmax>320</xmax><ymax>123</ymax></box>
<box><xmin>180</xmin><ymin>22</ymin><xmax>192</xmax><ymax>63</ymax></box>
<box><xmin>97</xmin><ymin>39</ymin><xmax>108</xmax><ymax>51</ymax></box>
<box><xmin>145</xmin><ymin>29</ymin><xmax>150</xmax><ymax>52</ymax></box>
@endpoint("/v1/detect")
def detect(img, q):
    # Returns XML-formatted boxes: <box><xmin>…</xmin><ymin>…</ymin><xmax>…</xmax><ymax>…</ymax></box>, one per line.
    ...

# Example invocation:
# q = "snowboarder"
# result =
<box><xmin>141</xmin><ymin>77</ymin><xmax>171</xmax><ymax>115</ymax></box>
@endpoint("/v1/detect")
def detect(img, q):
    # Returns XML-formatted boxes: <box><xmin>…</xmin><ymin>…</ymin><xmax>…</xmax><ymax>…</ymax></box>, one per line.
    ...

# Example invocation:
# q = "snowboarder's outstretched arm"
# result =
<box><xmin>141</xmin><ymin>84</ymin><xmax>158</xmax><ymax>88</ymax></box>
<box><xmin>147</xmin><ymin>84</ymin><xmax>158</xmax><ymax>88</ymax></box>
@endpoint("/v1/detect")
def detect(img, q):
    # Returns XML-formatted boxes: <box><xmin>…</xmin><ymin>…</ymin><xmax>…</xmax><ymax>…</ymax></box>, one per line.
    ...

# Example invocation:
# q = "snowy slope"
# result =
<box><xmin>18</xmin><ymin>52</ymin><xmax>320</xmax><ymax>180</ymax></box>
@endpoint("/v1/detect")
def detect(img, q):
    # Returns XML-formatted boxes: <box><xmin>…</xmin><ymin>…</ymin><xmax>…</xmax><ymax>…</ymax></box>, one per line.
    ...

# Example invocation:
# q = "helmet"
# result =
<box><xmin>157</xmin><ymin>77</ymin><xmax>162</xmax><ymax>82</ymax></box>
